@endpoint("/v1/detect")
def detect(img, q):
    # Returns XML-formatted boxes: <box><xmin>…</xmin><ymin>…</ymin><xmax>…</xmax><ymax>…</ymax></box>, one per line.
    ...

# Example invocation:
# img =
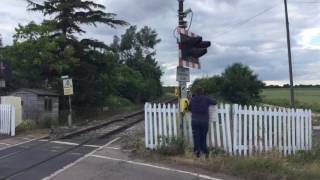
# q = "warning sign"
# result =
<box><xmin>63</xmin><ymin>78</ymin><xmax>73</xmax><ymax>96</ymax></box>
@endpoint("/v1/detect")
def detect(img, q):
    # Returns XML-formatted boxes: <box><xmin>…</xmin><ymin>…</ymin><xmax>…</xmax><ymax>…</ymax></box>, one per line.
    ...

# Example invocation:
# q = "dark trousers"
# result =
<box><xmin>191</xmin><ymin>120</ymin><xmax>209</xmax><ymax>154</ymax></box>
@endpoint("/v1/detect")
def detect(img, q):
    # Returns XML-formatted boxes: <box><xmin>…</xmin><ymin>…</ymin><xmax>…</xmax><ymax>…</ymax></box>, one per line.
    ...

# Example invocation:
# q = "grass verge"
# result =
<box><xmin>129</xmin><ymin>136</ymin><xmax>320</xmax><ymax>180</ymax></box>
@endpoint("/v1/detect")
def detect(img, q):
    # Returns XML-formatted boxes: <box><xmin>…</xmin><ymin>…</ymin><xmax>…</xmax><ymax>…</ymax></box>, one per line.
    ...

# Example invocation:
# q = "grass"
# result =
<box><xmin>134</xmin><ymin>139</ymin><xmax>320</xmax><ymax>180</ymax></box>
<box><xmin>262</xmin><ymin>88</ymin><xmax>320</xmax><ymax>112</ymax></box>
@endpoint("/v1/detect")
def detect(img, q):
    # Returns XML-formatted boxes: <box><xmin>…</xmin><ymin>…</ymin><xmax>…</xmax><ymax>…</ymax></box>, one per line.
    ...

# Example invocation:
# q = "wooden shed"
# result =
<box><xmin>10</xmin><ymin>88</ymin><xmax>59</xmax><ymax>121</ymax></box>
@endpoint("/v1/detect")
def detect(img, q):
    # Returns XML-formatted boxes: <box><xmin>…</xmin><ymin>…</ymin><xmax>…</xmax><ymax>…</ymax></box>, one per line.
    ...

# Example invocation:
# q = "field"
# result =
<box><xmin>262</xmin><ymin>88</ymin><xmax>320</xmax><ymax>112</ymax></box>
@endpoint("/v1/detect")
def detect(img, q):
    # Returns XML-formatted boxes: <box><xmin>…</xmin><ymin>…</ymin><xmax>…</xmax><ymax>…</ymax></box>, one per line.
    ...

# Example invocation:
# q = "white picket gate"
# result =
<box><xmin>0</xmin><ymin>104</ymin><xmax>15</xmax><ymax>136</ymax></box>
<box><xmin>144</xmin><ymin>103</ymin><xmax>312</xmax><ymax>156</ymax></box>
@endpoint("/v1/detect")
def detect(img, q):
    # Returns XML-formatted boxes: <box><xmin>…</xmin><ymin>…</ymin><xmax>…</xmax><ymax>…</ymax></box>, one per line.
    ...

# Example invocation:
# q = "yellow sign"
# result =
<box><xmin>180</xmin><ymin>98</ymin><xmax>189</xmax><ymax>113</ymax></box>
<box><xmin>63</xmin><ymin>78</ymin><xmax>73</xmax><ymax>96</ymax></box>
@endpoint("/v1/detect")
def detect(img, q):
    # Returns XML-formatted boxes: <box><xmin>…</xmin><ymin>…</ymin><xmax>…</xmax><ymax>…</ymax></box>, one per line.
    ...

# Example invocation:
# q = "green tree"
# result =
<box><xmin>111</xmin><ymin>26</ymin><xmax>163</xmax><ymax>101</ymax></box>
<box><xmin>10</xmin><ymin>0</ymin><xmax>129</xmax><ymax>107</ymax></box>
<box><xmin>192</xmin><ymin>76</ymin><xmax>223</xmax><ymax>97</ymax></box>
<box><xmin>0</xmin><ymin>34</ymin><xmax>2</xmax><ymax>47</ymax></box>
<box><xmin>220</xmin><ymin>63</ymin><xmax>265</xmax><ymax>104</ymax></box>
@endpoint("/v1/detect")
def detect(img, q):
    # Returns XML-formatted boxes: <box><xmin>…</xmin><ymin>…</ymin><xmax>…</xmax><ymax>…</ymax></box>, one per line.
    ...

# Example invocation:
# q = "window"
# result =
<box><xmin>44</xmin><ymin>98</ymin><xmax>53</xmax><ymax>112</ymax></box>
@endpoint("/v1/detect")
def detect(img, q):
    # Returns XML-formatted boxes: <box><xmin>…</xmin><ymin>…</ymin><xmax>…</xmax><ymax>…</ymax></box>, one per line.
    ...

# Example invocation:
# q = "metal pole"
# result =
<box><xmin>177</xmin><ymin>0</ymin><xmax>188</xmax><ymax>137</ymax></box>
<box><xmin>68</xmin><ymin>96</ymin><xmax>72</xmax><ymax>127</ymax></box>
<box><xmin>284</xmin><ymin>0</ymin><xmax>295</xmax><ymax>108</ymax></box>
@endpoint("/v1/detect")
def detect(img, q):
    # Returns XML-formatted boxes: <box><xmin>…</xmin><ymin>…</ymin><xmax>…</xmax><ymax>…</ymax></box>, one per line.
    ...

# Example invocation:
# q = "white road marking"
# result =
<box><xmin>42</xmin><ymin>137</ymin><xmax>121</xmax><ymax>180</ymax></box>
<box><xmin>0</xmin><ymin>142</ymin><xmax>11</xmax><ymax>146</ymax></box>
<box><xmin>0</xmin><ymin>136</ymin><xmax>47</xmax><ymax>151</ymax></box>
<box><xmin>90</xmin><ymin>154</ymin><xmax>223</xmax><ymax>180</ymax></box>
<box><xmin>50</xmin><ymin>141</ymin><xmax>102</xmax><ymax>148</ymax></box>
<box><xmin>22</xmin><ymin>137</ymin><xmax>33</xmax><ymax>140</ymax></box>
<box><xmin>51</xmin><ymin>141</ymin><xmax>79</xmax><ymax>146</ymax></box>
<box><xmin>104</xmin><ymin>146</ymin><xmax>120</xmax><ymax>150</ymax></box>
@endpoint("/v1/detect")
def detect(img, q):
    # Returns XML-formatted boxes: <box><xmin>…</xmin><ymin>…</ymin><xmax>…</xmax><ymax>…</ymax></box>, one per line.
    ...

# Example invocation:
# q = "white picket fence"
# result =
<box><xmin>144</xmin><ymin>103</ymin><xmax>312</xmax><ymax>156</ymax></box>
<box><xmin>0</xmin><ymin>104</ymin><xmax>15</xmax><ymax>136</ymax></box>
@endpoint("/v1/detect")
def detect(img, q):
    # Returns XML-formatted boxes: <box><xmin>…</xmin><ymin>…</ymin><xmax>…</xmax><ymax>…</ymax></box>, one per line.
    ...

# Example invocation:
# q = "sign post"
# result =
<box><xmin>62</xmin><ymin>76</ymin><xmax>73</xmax><ymax>127</ymax></box>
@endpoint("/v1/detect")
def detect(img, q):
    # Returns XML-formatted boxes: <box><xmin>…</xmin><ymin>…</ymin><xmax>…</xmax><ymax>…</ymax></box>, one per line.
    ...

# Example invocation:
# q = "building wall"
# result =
<box><xmin>10</xmin><ymin>91</ymin><xmax>59</xmax><ymax>121</ymax></box>
<box><xmin>37</xmin><ymin>96</ymin><xmax>59</xmax><ymax>121</ymax></box>
<box><xmin>0</xmin><ymin>96</ymin><xmax>22</xmax><ymax>127</ymax></box>
<box><xmin>11</xmin><ymin>92</ymin><xmax>39</xmax><ymax>120</ymax></box>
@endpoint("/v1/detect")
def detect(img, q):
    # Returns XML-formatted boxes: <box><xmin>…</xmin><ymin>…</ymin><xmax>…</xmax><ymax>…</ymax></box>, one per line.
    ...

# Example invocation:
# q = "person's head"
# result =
<box><xmin>195</xmin><ymin>87</ymin><xmax>204</xmax><ymax>96</ymax></box>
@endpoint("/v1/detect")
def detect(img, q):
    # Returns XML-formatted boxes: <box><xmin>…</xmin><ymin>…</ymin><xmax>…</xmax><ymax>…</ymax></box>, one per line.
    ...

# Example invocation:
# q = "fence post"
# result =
<box><xmin>233</xmin><ymin>104</ymin><xmax>238</xmax><ymax>155</ymax></box>
<box><xmin>145</xmin><ymin>103</ymin><xmax>150</xmax><ymax>148</ymax></box>
<box><xmin>10</xmin><ymin>105</ymin><xmax>15</xmax><ymax>136</ymax></box>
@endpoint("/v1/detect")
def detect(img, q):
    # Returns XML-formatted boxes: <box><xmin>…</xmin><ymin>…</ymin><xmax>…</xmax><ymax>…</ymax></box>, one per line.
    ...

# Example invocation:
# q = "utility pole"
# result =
<box><xmin>284</xmin><ymin>0</ymin><xmax>295</xmax><ymax>108</ymax></box>
<box><xmin>178</xmin><ymin>0</ymin><xmax>187</xmax><ymax>137</ymax></box>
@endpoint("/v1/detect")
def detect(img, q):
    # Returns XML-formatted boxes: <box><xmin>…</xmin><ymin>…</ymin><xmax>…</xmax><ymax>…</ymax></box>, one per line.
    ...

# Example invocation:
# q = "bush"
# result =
<box><xmin>157</xmin><ymin>137</ymin><xmax>186</xmax><ymax>156</ymax></box>
<box><xmin>16</xmin><ymin>120</ymin><xmax>38</xmax><ymax>132</ymax></box>
<box><xmin>191</xmin><ymin>63</ymin><xmax>265</xmax><ymax>105</ymax></box>
<box><xmin>208</xmin><ymin>147</ymin><xmax>225</xmax><ymax>157</ymax></box>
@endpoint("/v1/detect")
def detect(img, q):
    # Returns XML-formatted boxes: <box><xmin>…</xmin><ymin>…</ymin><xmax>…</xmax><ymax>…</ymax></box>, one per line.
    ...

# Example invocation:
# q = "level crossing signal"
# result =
<box><xmin>178</xmin><ymin>28</ymin><xmax>211</xmax><ymax>69</ymax></box>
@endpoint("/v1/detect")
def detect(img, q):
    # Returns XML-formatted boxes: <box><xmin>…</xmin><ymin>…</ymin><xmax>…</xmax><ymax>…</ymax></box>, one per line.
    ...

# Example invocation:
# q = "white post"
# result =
<box><xmin>225</xmin><ymin>104</ymin><xmax>232</xmax><ymax>155</ymax></box>
<box><xmin>233</xmin><ymin>104</ymin><xmax>239</xmax><ymax>155</ymax></box>
<box><xmin>248</xmin><ymin>105</ymin><xmax>253</xmax><ymax>156</ymax></box>
<box><xmin>173</xmin><ymin>104</ymin><xmax>178</xmax><ymax>138</ymax></box>
<box><xmin>10</xmin><ymin>105</ymin><xmax>15</xmax><ymax>136</ymax></box>
<box><xmin>145</xmin><ymin>103</ymin><xmax>149</xmax><ymax>148</ymax></box>
<box><xmin>168</xmin><ymin>104</ymin><xmax>173</xmax><ymax>139</ymax></box>
<box><xmin>157</xmin><ymin>103</ymin><xmax>167</xmax><ymax>145</ymax></box>
<box><xmin>221</xmin><ymin>104</ymin><xmax>227</xmax><ymax>152</ymax></box>
<box><xmin>288</xmin><ymin>108</ymin><xmax>292</xmax><ymax>155</ymax></box>
<box><xmin>292</xmin><ymin>109</ymin><xmax>296</xmax><ymax>153</ymax></box>
<box><xmin>278</xmin><ymin>108</ymin><xmax>283</xmax><ymax>154</ymax></box>
<box><xmin>210</xmin><ymin>106</ymin><xmax>216</xmax><ymax>147</ymax></box>
<box><xmin>268</xmin><ymin>107</ymin><xmax>273</xmax><ymax>152</ymax></box>
<box><xmin>263</xmin><ymin>107</ymin><xmax>268</xmax><ymax>152</ymax></box>
<box><xmin>243</xmin><ymin>105</ymin><xmax>248</xmax><ymax>156</ymax></box>
<box><xmin>258</xmin><ymin>107</ymin><xmax>263</xmax><ymax>153</ymax></box>
<box><xmin>253</xmin><ymin>106</ymin><xmax>258</xmax><ymax>154</ymax></box>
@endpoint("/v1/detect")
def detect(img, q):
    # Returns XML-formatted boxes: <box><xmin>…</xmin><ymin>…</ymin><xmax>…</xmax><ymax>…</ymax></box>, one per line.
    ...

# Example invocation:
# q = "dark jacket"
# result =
<box><xmin>189</xmin><ymin>95</ymin><xmax>216</xmax><ymax>122</ymax></box>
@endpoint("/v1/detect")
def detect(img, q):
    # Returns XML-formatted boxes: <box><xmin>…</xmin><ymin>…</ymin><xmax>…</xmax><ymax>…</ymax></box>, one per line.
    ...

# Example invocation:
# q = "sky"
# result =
<box><xmin>1</xmin><ymin>0</ymin><xmax>320</xmax><ymax>86</ymax></box>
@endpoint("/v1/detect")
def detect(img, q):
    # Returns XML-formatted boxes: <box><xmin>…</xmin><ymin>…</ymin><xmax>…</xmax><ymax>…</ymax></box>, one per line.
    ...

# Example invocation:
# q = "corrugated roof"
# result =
<box><xmin>12</xmin><ymin>88</ymin><xmax>59</xmax><ymax>96</ymax></box>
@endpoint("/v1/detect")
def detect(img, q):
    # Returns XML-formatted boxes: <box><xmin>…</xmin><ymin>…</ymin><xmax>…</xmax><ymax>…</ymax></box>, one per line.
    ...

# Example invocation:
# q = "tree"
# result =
<box><xmin>26</xmin><ymin>0</ymin><xmax>128</xmax><ymax>39</ymax></box>
<box><xmin>15</xmin><ymin>0</ymin><xmax>129</xmax><ymax>107</ymax></box>
<box><xmin>111</xmin><ymin>26</ymin><xmax>163</xmax><ymax>101</ymax></box>
<box><xmin>0</xmin><ymin>34</ymin><xmax>2</xmax><ymax>47</ymax></box>
<box><xmin>192</xmin><ymin>76</ymin><xmax>223</xmax><ymax>97</ymax></box>
<box><xmin>220</xmin><ymin>63</ymin><xmax>265</xmax><ymax>104</ymax></box>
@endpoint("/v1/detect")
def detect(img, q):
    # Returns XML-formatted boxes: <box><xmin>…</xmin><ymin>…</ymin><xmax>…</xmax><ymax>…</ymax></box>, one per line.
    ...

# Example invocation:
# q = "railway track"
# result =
<box><xmin>0</xmin><ymin>98</ymin><xmax>177</xmax><ymax>180</ymax></box>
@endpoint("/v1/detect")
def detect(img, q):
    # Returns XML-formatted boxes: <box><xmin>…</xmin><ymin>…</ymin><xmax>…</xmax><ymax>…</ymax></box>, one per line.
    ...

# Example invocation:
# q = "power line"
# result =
<box><xmin>212</xmin><ymin>4</ymin><xmax>279</xmax><ymax>40</ymax></box>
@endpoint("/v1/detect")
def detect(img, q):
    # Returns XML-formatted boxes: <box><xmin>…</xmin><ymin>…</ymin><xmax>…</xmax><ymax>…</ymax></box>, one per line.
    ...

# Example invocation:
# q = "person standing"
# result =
<box><xmin>188</xmin><ymin>87</ymin><xmax>216</xmax><ymax>157</ymax></box>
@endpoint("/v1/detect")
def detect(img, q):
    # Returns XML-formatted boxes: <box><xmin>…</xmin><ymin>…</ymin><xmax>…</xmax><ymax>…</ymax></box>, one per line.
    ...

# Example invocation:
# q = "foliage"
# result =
<box><xmin>112</xmin><ymin>26</ymin><xmax>163</xmax><ymax>102</ymax></box>
<box><xmin>157</xmin><ymin>137</ymin><xmax>186</xmax><ymax>156</ymax></box>
<box><xmin>192</xmin><ymin>76</ymin><xmax>223</xmax><ymax>97</ymax></box>
<box><xmin>0</xmin><ymin>34</ymin><xmax>2</xmax><ymax>47</ymax></box>
<box><xmin>192</xmin><ymin>63</ymin><xmax>265</xmax><ymax>105</ymax></box>
<box><xmin>2</xmin><ymin>0</ymin><xmax>163</xmax><ymax>110</ymax></box>
<box><xmin>16</xmin><ymin>120</ymin><xmax>38</xmax><ymax>132</ymax></box>
<box><xmin>220</xmin><ymin>63</ymin><xmax>265</xmax><ymax>104</ymax></box>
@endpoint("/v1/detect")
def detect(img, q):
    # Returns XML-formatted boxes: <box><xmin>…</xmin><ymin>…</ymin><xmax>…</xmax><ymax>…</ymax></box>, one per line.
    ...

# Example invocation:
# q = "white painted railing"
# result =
<box><xmin>145</xmin><ymin>103</ymin><xmax>178</xmax><ymax>149</ymax></box>
<box><xmin>0</xmin><ymin>104</ymin><xmax>15</xmax><ymax>136</ymax></box>
<box><xmin>144</xmin><ymin>103</ymin><xmax>312</xmax><ymax>156</ymax></box>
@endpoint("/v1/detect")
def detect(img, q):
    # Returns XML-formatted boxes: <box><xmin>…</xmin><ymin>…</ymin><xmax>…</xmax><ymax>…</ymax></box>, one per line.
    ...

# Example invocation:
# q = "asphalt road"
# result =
<box><xmin>0</xmin><ymin>139</ymin><xmax>96</xmax><ymax>180</ymax></box>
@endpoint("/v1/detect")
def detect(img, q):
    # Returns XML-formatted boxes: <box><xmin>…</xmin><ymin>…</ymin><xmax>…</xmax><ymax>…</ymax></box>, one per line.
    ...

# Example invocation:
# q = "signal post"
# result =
<box><xmin>176</xmin><ymin>0</ymin><xmax>211</xmax><ymax>136</ymax></box>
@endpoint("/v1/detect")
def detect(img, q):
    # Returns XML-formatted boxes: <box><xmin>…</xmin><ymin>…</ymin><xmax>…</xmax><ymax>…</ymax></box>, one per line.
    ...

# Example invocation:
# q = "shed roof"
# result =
<box><xmin>12</xmin><ymin>88</ymin><xmax>59</xmax><ymax>96</ymax></box>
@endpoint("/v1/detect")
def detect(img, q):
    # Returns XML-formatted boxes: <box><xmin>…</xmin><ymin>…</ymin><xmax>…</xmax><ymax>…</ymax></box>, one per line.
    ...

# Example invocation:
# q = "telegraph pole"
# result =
<box><xmin>284</xmin><ymin>0</ymin><xmax>295</xmax><ymax>108</ymax></box>
<box><xmin>177</xmin><ymin>0</ymin><xmax>188</xmax><ymax>137</ymax></box>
